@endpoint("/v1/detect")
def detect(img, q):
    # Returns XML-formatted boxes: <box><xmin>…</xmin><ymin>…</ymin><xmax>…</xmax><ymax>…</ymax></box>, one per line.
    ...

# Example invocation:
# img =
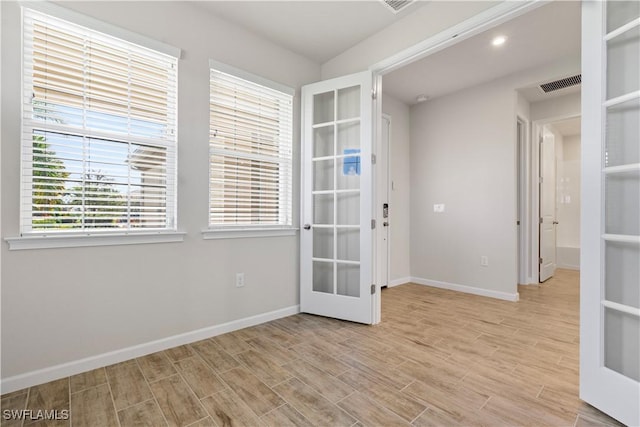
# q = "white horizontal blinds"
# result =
<box><xmin>22</xmin><ymin>8</ymin><xmax>178</xmax><ymax>233</ymax></box>
<box><xmin>209</xmin><ymin>68</ymin><xmax>293</xmax><ymax>227</ymax></box>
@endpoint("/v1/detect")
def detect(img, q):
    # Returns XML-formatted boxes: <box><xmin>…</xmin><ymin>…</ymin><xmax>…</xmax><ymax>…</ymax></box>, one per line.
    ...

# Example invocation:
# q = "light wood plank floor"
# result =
<box><xmin>1</xmin><ymin>269</ymin><xmax>625</xmax><ymax>426</ymax></box>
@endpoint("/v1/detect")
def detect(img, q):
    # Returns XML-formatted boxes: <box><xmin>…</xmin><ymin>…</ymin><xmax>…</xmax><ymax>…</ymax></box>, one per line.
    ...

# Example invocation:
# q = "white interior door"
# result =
<box><xmin>539</xmin><ymin>127</ymin><xmax>557</xmax><ymax>282</ymax></box>
<box><xmin>300</xmin><ymin>71</ymin><xmax>374</xmax><ymax>324</ymax></box>
<box><xmin>581</xmin><ymin>1</ymin><xmax>640</xmax><ymax>425</ymax></box>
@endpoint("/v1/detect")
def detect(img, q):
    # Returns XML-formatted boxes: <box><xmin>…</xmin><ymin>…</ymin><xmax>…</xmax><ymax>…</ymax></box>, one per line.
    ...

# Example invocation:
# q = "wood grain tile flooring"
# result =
<box><xmin>1</xmin><ymin>270</ymin><xmax>626</xmax><ymax>426</ymax></box>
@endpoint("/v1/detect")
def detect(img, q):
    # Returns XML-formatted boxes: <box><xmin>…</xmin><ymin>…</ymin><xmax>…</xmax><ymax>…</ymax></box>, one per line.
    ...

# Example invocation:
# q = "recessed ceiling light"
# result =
<box><xmin>492</xmin><ymin>36</ymin><xmax>507</xmax><ymax>46</ymax></box>
<box><xmin>416</xmin><ymin>94</ymin><xmax>429</xmax><ymax>103</ymax></box>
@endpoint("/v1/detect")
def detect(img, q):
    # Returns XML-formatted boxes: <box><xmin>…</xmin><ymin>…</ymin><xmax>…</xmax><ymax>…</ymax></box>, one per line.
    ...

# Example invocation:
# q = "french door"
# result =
<box><xmin>300</xmin><ymin>71</ymin><xmax>375</xmax><ymax>324</ymax></box>
<box><xmin>581</xmin><ymin>1</ymin><xmax>640</xmax><ymax>425</ymax></box>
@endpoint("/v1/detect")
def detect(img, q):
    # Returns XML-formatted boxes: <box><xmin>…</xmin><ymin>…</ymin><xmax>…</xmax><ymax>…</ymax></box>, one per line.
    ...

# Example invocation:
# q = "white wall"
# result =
<box><xmin>381</xmin><ymin>94</ymin><xmax>411</xmax><ymax>283</ymax></box>
<box><xmin>531</xmin><ymin>91</ymin><xmax>581</xmax><ymax>122</ymax></box>
<box><xmin>517</xmin><ymin>93</ymin><xmax>531</xmax><ymax>121</ymax></box>
<box><xmin>1</xmin><ymin>1</ymin><xmax>320</xmax><ymax>382</ymax></box>
<box><xmin>547</xmin><ymin>124</ymin><xmax>565</xmax><ymax>164</ymax></box>
<box><xmin>410</xmin><ymin>79</ymin><xmax>518</xmax><ymax>299</ymax></box>
<box><xmin>557</xmin><ymin>134</ymin><xmax>581</xmax><ymax>270</ymax></box>
<box><xmin>408</xmin><ymin>58</ymin><xmax>580</xmax><ymax>300</ymax></box>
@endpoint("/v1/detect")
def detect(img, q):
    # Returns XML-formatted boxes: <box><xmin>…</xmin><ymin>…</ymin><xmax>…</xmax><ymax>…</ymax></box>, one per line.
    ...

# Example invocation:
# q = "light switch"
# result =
<box><xmin>433</xmin><ymin>204</ymin><xmax>445</xmax><ymax>213</ymax></box>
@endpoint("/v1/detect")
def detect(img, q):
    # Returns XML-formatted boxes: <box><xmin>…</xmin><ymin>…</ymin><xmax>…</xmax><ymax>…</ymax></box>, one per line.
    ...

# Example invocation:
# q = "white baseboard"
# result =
<box><xmin>1</xmin><ymin>305</ymin><xmax>299</xmax><ymax>394</ymax></box>
<box><xmin>388</xmin><ymin>277</ymin><xmax>411</xmax><ymax>287</ymax></box>
<box><xmin>410</xmin><ymin>277</ymin><xmax>519</xmax><ymax>302</ymax></box>
<box><xmin>556</xmin><ymin>263</ymin><xmax>580</xmax><ymax>271</ymax></box>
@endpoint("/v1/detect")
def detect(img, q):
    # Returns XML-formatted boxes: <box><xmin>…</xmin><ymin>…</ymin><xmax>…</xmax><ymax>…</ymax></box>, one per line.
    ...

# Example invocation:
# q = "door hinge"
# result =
<box><xmin>539</xmin><ymin>135</ymin><xmax>543</xmax><ymax>144</ymax></box>
<box><xmin>539</xmin><ymin>257</ymin><xmax>543</xmax><ymax>264</ymax></box>
<box><xmin>539</xmin><ymin>217</ymin><xmax>543</xmax><ymax>224</ymax></box>
<box><xmin>539</xmin><ymin>176</ymin><xmax>543</xmax><ymax>184</ymax></box>
<box><xmin>371</xmin><ymin>153</ymin><xmax>377</xmax><ymax>164</ymax></box>
<box><xmin>372</xmin><ymin>90</ymin><xmax>377</xmax><ymax>100</ymax></box>
<box><xmin>371</xmin><ymin>219</ymin><xmax>376</xmax><ymax>229</ymax></box>
<box><xmin>517</xmin><ymin>220</ymin><xmax>520</xmax><ymax>225</ymax></box>
<box><xmin>371</xmin><ymin>284</ymin><xmax>376</xmax><ymax>294</ymax></box>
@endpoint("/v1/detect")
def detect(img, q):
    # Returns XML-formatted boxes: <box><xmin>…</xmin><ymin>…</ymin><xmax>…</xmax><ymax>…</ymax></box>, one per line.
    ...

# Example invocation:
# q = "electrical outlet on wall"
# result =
<box><xmin>236</xmin><ymin>273</ymin><xmax>245</xmax><ymax>287</ymax></box>
<box><xmin>480</xmin><ymin>256</ymin><xmax>489</xmax><ymax>267</ymax></box>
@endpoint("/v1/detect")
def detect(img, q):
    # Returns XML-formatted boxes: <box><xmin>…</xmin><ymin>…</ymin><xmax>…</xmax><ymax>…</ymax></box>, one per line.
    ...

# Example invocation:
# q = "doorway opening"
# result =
<box><xmin>377</xmin><ymin>0</ymin><xmax>580</xmax><ymax>299</ymax></box>
<box><xmin>536</xmin><ymin>115</ymin><xmax>582</xmax><ymax>282</ymax></box>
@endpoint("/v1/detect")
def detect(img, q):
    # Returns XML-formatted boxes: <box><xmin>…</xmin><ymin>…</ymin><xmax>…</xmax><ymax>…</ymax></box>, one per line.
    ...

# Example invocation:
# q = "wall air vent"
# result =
<box><xmin>381</xmin><ymin>0</ymin><xmax>415</xmax><ymax>14</ymax></box>
<box><xmin>540</xmin><ymin>74</ymin><xmax>582</xmax><ymax>93</ymax></box>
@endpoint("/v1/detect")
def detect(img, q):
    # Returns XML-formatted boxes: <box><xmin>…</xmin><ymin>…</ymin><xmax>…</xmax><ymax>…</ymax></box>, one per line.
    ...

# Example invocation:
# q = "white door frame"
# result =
<box><xmin>371</xmin><ymin>74</ymin><xmax>383</xmax><ymax>324</ymax></box>
<box><xmin>370</xmin><ymin>2</ymin><xmax>544</xmax><ymax>76</ymax></box>
<box><xmin>516</xmin><ymin>116</ymin><xmax>531</xmax><ymax>285</ymax></box>
<box><xmin>375</xmin><ymin>113</ymin><xmax>392</xmax><ymax>290</ymax></box>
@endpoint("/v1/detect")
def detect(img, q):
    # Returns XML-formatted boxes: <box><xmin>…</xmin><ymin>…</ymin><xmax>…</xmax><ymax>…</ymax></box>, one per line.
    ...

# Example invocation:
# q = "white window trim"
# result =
<box><xmin>5</xmin><ymin>231</ymin><xmax>186</xmax><ymax>251</ymax></box>
<box><xmin>207</xmin><ymin>60</ymin><xmax>295</xmax><ymax>235</ymax></box>
<box><xmin>202</xmin><ymin>227</ymin><xmax>297</xmax><ymax>240</ymax></box>
<box><xmin>19</xmin><ymin>1</ymin><xmax>182</xmax><ymax>58</ymax></box>
<box><xmin>13</xmin><ymin>4</ymin><xmax>181</xmax><ymax>246</ymax></box>
<box><xmin>208</xmin><ymin>59</ymin><xmax>295</xmax><ymax>96</ymax></box>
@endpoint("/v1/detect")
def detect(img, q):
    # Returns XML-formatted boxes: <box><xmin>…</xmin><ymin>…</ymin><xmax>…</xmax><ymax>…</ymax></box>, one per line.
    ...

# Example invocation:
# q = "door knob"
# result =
<box><xmin>303</xmin><ymin>224</ymin><xmax>311</xmax><ymax>230</ymax></box>
<box><xmin>383</xmin><ymin>222</ymin><xmax>389</xmax><ymax>227</ymax></box>
<box><xmin>553</xmin><ymin>221</ymin><xmax>559</xmax><ymax>225</ymax></box>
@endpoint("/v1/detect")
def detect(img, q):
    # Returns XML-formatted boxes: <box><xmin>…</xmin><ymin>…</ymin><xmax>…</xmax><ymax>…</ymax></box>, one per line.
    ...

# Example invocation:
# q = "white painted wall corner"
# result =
<box><xmin>410</xmin><ymin>277</ymin><xmax>520</xmax><ymax>302</ymax></box>
<box><xmin>388</xmin><ymin>277</ymin><xmax>412</xmax><ymax>287</ymax></box>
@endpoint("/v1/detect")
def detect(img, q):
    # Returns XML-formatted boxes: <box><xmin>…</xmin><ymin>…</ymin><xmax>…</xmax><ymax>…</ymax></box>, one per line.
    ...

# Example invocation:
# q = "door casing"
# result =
<box><xmin>375</xmin><ymin>114</ymin><xmax>392</xmax><ymax>290</ymax></box>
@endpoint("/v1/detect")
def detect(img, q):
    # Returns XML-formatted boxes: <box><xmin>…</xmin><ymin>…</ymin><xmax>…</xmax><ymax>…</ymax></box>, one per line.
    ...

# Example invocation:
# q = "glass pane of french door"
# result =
<box><xmin>602</xmin><ymin>0</ymin><xmax>640</xmax><ymax>383</ymax></box>
<box><xmin>604</xmin><ymin>308</ymin><xmax>640</xmax><ymax>381</ymax></box>
<box><xmin>605</xmin><ymin>97</ymin><xmax>639</xmax><ymax>167</ymax></box>
<box><xmin>311</xmin><ymin>86</ymin><xmax>361</xmax><ymax>297</ymax></box>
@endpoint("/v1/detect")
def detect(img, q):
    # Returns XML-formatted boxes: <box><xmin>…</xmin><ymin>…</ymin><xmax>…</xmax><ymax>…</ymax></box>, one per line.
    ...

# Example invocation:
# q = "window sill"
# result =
<box><xmin>202</xmin><ymin>227</ymin><xmax>298</xmax><ymax>240</ymax></box>
<box><xmin>5</xmin><ymin>231</ymin><xmax>186</xmax><ymax>251</ymax></box>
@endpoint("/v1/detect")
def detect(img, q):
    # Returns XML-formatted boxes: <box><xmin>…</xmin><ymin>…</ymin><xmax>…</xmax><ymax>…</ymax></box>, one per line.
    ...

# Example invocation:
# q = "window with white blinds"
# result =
<box><xmin>21</xmin><ymin>8</ymin><xmax>178</xmax><ymax>234</ymax></box>
<box><xmin>209</xmin><ymin>65</ymin><xmax>293</xmax><ymax>228</ymax></box>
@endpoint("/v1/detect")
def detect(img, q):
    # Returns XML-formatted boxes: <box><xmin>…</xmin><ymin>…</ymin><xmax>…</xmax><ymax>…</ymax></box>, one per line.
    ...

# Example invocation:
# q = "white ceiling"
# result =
<box><xmin>518</xmin><ymin>81</ymin><xmax>581</xmax><ymax>103</ymax></box>
<box><xmin>383</xmin><ymin>1</ymin><xmax>582</xmax><ymax>105</ymax></box>
<box><xmin>192</xmin><ymin>1</ymin><xmax>428</xmax><ymax>63</ymax></box>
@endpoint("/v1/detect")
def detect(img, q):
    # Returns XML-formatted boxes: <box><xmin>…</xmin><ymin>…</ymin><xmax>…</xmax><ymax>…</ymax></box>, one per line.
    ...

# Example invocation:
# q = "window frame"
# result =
<box><xmin>204</xmin><ymin>60</ymin><xmax>296</xmax><ymax>239</ymax></box>
<box><xmin>7</xmin><ymin>3</ymin><xmax>184</xmax><ymax>250</ymax></box>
